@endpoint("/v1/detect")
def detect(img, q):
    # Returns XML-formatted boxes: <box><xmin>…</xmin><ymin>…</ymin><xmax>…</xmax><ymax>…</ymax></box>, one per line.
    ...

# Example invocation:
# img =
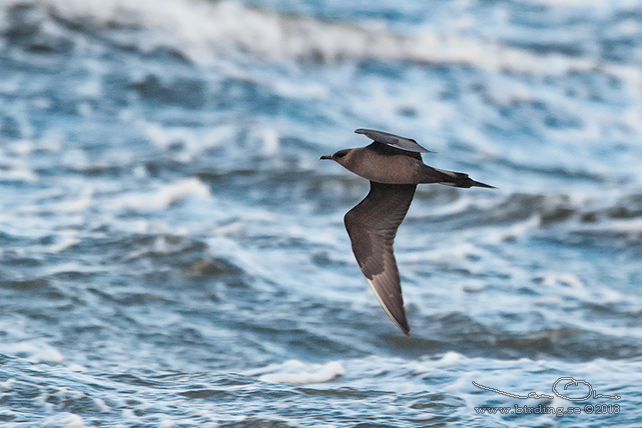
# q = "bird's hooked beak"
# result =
<box><xmin>320</xmin><ymin>155</ymin><xmax>332</xmax><ymax>160</ymax></box>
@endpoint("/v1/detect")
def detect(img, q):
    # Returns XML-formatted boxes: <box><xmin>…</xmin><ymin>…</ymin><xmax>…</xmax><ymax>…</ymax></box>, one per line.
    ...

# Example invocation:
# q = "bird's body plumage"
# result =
<box><xmin>332</xmin><ymin>141</ymin><xmax>493</xmax><ymax>188</ymax></box>
<box><xmin>321</xmin><ymin>129</ymin><xmax>494</xmax><ymax>335</ymax></box>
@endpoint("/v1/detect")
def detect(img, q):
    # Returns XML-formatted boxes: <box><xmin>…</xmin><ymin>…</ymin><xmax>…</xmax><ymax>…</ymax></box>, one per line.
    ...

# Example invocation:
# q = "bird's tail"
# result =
<box><xmin>425</xmin><ymin>167</ymin><xmax>495</xmax><ymax>189</ymax></box>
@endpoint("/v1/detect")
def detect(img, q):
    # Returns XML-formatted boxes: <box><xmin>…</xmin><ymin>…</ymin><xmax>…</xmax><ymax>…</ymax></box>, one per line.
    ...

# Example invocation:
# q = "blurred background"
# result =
<box><xmin>0</xmin><ymin>0</ymin><xmax>641</xmax><ymax>426</ymax></box>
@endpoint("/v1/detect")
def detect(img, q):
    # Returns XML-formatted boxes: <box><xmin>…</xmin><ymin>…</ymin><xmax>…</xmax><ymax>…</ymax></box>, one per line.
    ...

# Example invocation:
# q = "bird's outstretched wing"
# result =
<box><xmin>344</xmin><ymin>181</ymin><xmax>417</xmax><ymax>335</ymax></box>
<box><xmin>355</xmin><ymin>128</ymin><xmax>433</xmax><ymax>153</ymax></box>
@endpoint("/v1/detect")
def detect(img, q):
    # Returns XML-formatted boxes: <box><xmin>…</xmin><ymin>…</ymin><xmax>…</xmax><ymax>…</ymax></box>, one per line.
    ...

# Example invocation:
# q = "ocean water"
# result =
<box><xmin>1</xmin><ymin>0</ymin><xmax>641</xmax><ymax>426</ymax></box>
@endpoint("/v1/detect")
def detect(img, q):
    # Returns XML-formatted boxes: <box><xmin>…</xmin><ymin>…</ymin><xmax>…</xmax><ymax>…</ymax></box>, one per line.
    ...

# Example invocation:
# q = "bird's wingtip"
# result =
<box><xmin>473</xmin><ymin>181</ymin><xmax>496</xmax><ymax>189</ymax></box>
<box><xmin>391</xmin><ymin>312</ymin><xmax>411</xmax><ymax>336</ymax></box>
<box><xmin>401</xmin><ymin>324</ymin><xmax>411</xmax><ymax>336</ymax></box>
<box><xmin>365</xmin><ymin>278</ymin><xmax>411</xmax><ymax>336</ymax></box>
<box><xmin>387</xmin><ymin>313</ymin><xmax>411</xmax><ymax>336</ymax></box>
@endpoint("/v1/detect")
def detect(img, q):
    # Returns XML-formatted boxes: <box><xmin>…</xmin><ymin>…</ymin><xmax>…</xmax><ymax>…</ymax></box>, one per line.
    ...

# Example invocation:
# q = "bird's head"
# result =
<box><xmin>320</xmin><ymin>149</ymin><xmax>353</xmax><ymax>166</ymax></box>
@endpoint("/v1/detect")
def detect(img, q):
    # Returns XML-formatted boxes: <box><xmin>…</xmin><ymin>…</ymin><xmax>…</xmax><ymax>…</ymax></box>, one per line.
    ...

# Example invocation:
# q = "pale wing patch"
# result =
<box><xmin>366</xmin><ymin>278</ymin><xmax>409</xmax><ymax>335</ymax></box>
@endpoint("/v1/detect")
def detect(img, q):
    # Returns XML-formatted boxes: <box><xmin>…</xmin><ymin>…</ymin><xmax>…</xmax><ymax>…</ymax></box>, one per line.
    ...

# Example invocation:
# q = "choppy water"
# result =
<box><xmin>1</xmin><ymin>0</ymin><xmax>641</xmax><ymax>426</ymax></box>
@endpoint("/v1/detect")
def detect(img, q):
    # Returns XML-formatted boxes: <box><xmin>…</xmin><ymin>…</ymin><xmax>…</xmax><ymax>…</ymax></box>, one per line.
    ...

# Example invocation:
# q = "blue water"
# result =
<box><xmin>1</xmin><ymin>0</ymin><xmax>641</xmax><ymax>426</ymax></box>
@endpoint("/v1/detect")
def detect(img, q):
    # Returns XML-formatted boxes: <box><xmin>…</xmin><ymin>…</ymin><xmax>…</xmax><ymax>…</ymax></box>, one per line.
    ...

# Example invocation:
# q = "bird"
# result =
<box><xmin>321</xmin><ymin>129</ymin><xmax>494</xmax><ymax>335</ymax></box>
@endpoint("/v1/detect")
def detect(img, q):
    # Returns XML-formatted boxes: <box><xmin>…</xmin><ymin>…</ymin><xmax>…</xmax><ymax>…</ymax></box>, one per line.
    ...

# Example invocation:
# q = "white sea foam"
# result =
<box><xmin>434</xmin><ymin>351</ymin><xmax>466</xmax><ymax>368</ymax></box>
<box><xmin>0</xmin><ymin>341</ymin><xmax>64</xmax><ymax>363</ymax></box>
<box><xmin>578</xmin><ymin>217</ymin><xmax>642</xmax><ymax>235</ymax></box>
<box><xmin>526</xmin><ymin>0</ymin><xmax>637</xmax><ymax>8</ymax></box>
<box><xmin>541</xmin><ymin>272</ymin><xmax>585</xmax><ymax>288</ymax></box>
<box><xmin>0</xmin><ymin>159</ymin><xmax>36</xmax><ymax>182</ymax></box>
<box><xmin>142</xmin><ymin>121</ymin><xmax>235</xmax><ymax>157</ymax></box>
<box><xmin>121</xmin><ymin>408</ymin><xmax>137</xmax><ymax>420</ymax></box>
<box><xmin>0</xmin><ymin>378</ymin><xmax>15</xmax><ymax>391</ymax></box>
<box><xmin>44</xmin><ymin>413</ymin><xmax>85</xmax><ymax>427</ymax></box>
<box><xmin>260</xmin><ymin>127</ymin><xmax>281</xmax><ymax>157</ymax></box>
<box><xmin>6</xmin><ymin>0</ymin><xmax>639</xmax><ymax>88</ymax></box>
<box><xmin>43</xmin><ymin>229</ymin><xmax>80</xmax><ymax>254</ymax></box>
<box><xmin>118</xmin><ymin>177</ymin><xmax>212</xmax><ymax>212</ymax></box>
<box><xmin>412</xmin><ymin>242</ymin><xmax>485</xmax><ymax>265</ymax></box>
<box><xmin>258</xmin><ymin>359</ymin><xmax>345</xmax><ymax>384</ymax></box>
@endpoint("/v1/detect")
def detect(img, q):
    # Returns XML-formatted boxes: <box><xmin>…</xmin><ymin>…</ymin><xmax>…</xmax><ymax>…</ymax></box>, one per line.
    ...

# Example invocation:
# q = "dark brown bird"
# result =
<box><xmin>321</xmin><ymin>129</ymin><xmax>494</xmax><ymax>335</ymax></box>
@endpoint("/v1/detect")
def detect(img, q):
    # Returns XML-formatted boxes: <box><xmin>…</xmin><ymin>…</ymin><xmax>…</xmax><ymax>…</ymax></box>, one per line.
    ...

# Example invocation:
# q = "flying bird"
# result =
<box><xmin>321</xmin><ymin>129</ymin><xmax>494</xmax><ymax>335</ymax></box>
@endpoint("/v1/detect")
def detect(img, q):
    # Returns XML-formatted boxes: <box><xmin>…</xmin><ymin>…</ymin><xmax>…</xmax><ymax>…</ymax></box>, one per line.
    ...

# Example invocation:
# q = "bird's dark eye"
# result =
<box><xmin>334</xmin><ymin>150</ymin><xmax>348</xmax><ymax>158</ymax></box>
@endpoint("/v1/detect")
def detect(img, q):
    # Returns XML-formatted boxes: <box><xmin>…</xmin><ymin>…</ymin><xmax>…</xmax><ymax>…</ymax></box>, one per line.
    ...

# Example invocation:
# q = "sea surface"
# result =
<box><xmin>1</xmin><ymin>0</ymin><xmax>641</xmax><ymax>426</ymax></box>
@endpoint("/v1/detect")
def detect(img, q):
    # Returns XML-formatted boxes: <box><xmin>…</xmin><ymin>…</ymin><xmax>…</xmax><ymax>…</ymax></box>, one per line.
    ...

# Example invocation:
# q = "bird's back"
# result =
<box><xmin>345</xmin><ymin>143</ymin><xmax>426</xmax><ymax>184</ymax></box>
